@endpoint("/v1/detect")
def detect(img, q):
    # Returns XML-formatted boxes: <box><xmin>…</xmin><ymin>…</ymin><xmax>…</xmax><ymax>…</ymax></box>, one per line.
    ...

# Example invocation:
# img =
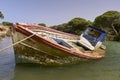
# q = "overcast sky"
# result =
<box><xmin>0</xmin><ymin>0</ymin><xmax>120</xmax><ymax>26</ymax></box>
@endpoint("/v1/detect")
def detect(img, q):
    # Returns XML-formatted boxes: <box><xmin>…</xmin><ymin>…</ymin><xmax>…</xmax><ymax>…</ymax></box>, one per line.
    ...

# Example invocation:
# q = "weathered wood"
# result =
<box><xmin>12</xmin><ymin>23</ymin><xmax>106</xmax><ymax>65</ymax></box>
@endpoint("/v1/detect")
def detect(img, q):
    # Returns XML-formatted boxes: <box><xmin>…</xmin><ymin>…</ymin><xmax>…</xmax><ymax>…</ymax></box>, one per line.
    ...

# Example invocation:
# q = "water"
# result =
<box><xmin>0</xmin><ymin>37</ymin><xmax>15</xmax><ymax>80</ymax></box>
<box><xmin>0</xmin><ymin>37</ymin><xmax>120</xmax><ymax>80</ymax></box>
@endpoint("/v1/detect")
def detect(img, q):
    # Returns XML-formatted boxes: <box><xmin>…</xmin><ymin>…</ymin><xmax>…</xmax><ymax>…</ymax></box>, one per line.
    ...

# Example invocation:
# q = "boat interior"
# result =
<box><xmin>29</xmin><ymin>27</ymin><xmax>100</xmax><ymax>54</ymax></box>
<box><xmin>16</xmin><ymin>23</ymin><xmax>106</xmax><ymax>56</ymax></box>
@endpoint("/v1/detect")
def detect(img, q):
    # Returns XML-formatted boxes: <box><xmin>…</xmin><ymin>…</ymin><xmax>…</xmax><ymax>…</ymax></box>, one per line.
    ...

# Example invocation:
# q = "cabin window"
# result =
<box><xmin>83</xmin><ymin>28</ymin><xmax>102</xmax><ymax>46</ymax></box>
<box><xmin>87</xmin><ymin>28</ymin><xmax>101</xmax><ymax>38</ymax></box>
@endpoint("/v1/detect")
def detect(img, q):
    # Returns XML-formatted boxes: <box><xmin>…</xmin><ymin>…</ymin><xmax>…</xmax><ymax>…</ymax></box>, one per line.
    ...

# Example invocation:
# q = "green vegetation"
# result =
<box><xmin>94</xmin><ymin>10</ymin><xmax>120</xmax><ymax>41</ymax></box>
<box><xmin>51</xmin><ymin>10</ymin><xmax>120</xmax><ymax>41</ymax></box>
<box><xmin>2</xmin><ymin>21</ymin><xmax>13</xmax><ymax>26</ymax></box>
<box><xmin>1</xmin><ymin>10</ymin><xmax>120</xmax><ymax>41</ymax></box>
<box><xmin>0</xmin><ymin>11</ymin><xmax>4</xmax><ymax>19</ymax></box>
<box><xmin>38</xmin><ymin>23</ymin><xmax>47</xmax><ymax>27</ymax></box>
<box><xmin>51</xmin><ymin>18</ymin><xmax>92</xmax><ymax>35</ymax></box>
<box><xmin>0</xmin><ymin>11</ymin><xmax>13</xmax><ymax>29</ymax></box>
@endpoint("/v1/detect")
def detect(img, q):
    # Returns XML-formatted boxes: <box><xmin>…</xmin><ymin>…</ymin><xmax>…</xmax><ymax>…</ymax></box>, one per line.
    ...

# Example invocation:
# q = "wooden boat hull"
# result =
<box><xmin>13</xmin><ymin>32</ymin><xmax>88</xmax><ymax>65</ymax></box>
<box><xmin>12</xmin><ymin>24</ymin><xmax>106</xmax><ymax>65</ymax></box>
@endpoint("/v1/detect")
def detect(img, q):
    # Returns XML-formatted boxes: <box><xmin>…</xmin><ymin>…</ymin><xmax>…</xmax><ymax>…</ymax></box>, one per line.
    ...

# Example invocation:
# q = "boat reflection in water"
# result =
<box><xmin>0</xmin><ymin>37</ymin><xmax>15</xmax><ymax>80</ymax></box>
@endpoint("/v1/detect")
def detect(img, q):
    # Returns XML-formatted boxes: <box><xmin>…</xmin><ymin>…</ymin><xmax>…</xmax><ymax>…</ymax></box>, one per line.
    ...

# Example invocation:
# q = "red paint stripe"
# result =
<box><xmin>14</xmin><ymin>25</ymin><xmax>104</xmax><ymax>59</ymax></box>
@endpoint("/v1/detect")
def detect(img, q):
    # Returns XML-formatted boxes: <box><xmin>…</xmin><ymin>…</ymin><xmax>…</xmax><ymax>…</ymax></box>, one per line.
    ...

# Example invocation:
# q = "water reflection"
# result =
<box><xmin>0</xmin><ymin>37</ymin><xmax>15</xmax><ymax>80</ymax></box>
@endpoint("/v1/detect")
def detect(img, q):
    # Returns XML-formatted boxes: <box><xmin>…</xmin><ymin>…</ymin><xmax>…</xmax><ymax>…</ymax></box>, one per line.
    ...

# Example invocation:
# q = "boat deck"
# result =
<box><xmin>32</xmin><ymin>29</ymin><xmax>105</xmax><ymax>57</ymax></box>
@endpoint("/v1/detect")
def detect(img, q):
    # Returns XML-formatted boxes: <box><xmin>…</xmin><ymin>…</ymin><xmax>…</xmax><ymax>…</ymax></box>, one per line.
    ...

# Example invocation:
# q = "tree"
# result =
<box><xmin>94</xmin><ymin>10</ymin><xmax>120</xmax><ymax>30</ymax></box>
<box><xmin>51</xmin><ymin>23</ymin><xmax>71</xmax><ymax>33</ymax></box>
<box><xmin>51</xmin><ymin>17</ymin><xmax>92</xmax><ymax>35</ymax></box>
<box><xmin>2</xmin><ymin>21</ymin><xmax>13</xmax><ymax>26</ymax></box>
<box><xmin>94</xmin><ymin>10</ymin><xmax>120</xmax><ymax>41</ymax></box>
<box><xmin>0</xmin><ymin>11</ymin><xmax>4</xmax><ymax>19</ymax></box>
<box><xmin>68</xmin><ymin>17</ymin><xmax>92</xmax><ymax>35</ymax></box>
<box><xmin>113</xmin><ymin>19</ymin><xmax>120</xmax><ymax>41</ymax></box>
<box><xmin>38</xmin><ymin>23</ymin><xmax>46</xmax><ymax>27</ymax></box>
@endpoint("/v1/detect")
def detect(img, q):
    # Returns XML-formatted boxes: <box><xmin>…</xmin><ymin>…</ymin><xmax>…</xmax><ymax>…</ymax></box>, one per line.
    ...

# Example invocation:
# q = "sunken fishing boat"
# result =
<box><xmin>11</xmin><ymin>23</ymin><xmax>107</xmax><ymax>65</ymax></box>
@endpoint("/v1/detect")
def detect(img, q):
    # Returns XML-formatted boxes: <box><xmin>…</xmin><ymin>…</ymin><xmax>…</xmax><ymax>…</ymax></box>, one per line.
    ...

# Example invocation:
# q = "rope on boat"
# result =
<box><xmin>0</xmin><ymin>33</ymin><xmax>61</xmax><ymax>60</ymax></box>
<box><xmin>0</xmin><ymin>34</ymin><xmax>35</xmax><ymax>52</ymax></box>
<box><xmin>19</xmin><ymin>42</ymin><xmax>60</xmax><ymax>59</ymax></box>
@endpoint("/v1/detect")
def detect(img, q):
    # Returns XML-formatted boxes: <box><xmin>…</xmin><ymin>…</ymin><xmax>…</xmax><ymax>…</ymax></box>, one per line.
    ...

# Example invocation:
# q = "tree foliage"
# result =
<box><xmin>51</xmin><ymin>17</ymin><xmax>92</xmax><ymax>35</ymax></box>
<box><xmin>2</xmin><ymin>21</ymin><xmax>13</xmax><ymax>26</ymax></box>
<box><xmin>68</xmin><ymin>18</ymin><xmax>92</xmax><ymax>35</ymax></box>
<box><xmin>0</xmin><ymin>11</ymin><xmax>4</xmax><ymax>19</ymax></box>
<box><xmin>52</xmin><ymin>23</ymin><xmax>68</xmax><ymax>32</ymax></box>
<box><xmin>0</xmin><ymin>10</ymin><xmax>120</xmax><ymax>41</ymax></box>
<box><xmin>38</xmin><ymin>23</ymin><xmax>46</xmax><ymax>27</ymax></box>
<box><xmin>94</xmin><ymin>10</ymin><xmax>120</xmax><ymax>29</ymax></box>
<box><xmin>113</xmin><ymin>19</ymin><xmax>120</xmax><ymax>41</ymax></box>
<box><xmin>93</xmin><ymin>10</ymin><xmax>120</xmax><ymax>41</ymax></box>
<box><xmin>113</xmin><ymin>19</ymin><xmax>120</xmax><ymax>31</ymax></box>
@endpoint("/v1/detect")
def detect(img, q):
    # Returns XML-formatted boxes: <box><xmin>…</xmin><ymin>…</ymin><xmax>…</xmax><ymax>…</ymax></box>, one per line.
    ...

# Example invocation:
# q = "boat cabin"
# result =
<box><xmin>78</xmin><ymin>25</ymin><xmax>107</xmax><ymax>50</ymax></box>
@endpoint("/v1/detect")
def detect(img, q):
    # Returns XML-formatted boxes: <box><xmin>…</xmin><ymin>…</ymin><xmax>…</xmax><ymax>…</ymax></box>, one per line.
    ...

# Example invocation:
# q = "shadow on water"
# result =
<box><xmin>0</xmin><ymin>37</ymin><xmax>15</xmax><ymax>80</ymax></box>
<box><xmin>13</xmin><ymin>41</ymin><xmax>120</xmax><ymax>80</ymax></box>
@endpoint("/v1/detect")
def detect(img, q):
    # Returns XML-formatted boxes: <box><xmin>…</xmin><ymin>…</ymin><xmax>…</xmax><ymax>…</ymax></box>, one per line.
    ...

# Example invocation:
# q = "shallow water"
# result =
<box><xmin>0</xmin><ymin>37</ymin><xmax>15</xmax><ymax>80</ymax></box>
<box><xmin>0</xmin><ymin>37</ymin><xmax>120</xmax><ymax>80</ymax></box>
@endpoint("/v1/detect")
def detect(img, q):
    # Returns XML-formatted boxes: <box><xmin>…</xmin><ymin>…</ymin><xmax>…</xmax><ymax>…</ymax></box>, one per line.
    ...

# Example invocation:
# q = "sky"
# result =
<box><xmin>0</xmin><ymin>0</ymin><xmax>120</xmax><ymax>26</ymax></box>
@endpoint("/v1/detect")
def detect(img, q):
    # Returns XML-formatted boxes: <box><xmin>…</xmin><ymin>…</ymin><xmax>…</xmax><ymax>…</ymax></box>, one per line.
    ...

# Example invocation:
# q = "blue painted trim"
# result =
<box><xmin>82</xmin><ymin>25</ymin><xmax>107</xmax><ymax>46</ymax></box>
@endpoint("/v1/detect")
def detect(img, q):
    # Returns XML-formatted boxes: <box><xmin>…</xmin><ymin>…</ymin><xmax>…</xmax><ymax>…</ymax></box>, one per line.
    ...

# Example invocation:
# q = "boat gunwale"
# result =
<box><xmin>16</xmin><ymin>23</ymin><xmax>80</xmax><ymax>38</ymax></box>
<box><xmin>13</xmin><ymin>24</ymin><xmax>105</xmax><ymax>59</ymax></box>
